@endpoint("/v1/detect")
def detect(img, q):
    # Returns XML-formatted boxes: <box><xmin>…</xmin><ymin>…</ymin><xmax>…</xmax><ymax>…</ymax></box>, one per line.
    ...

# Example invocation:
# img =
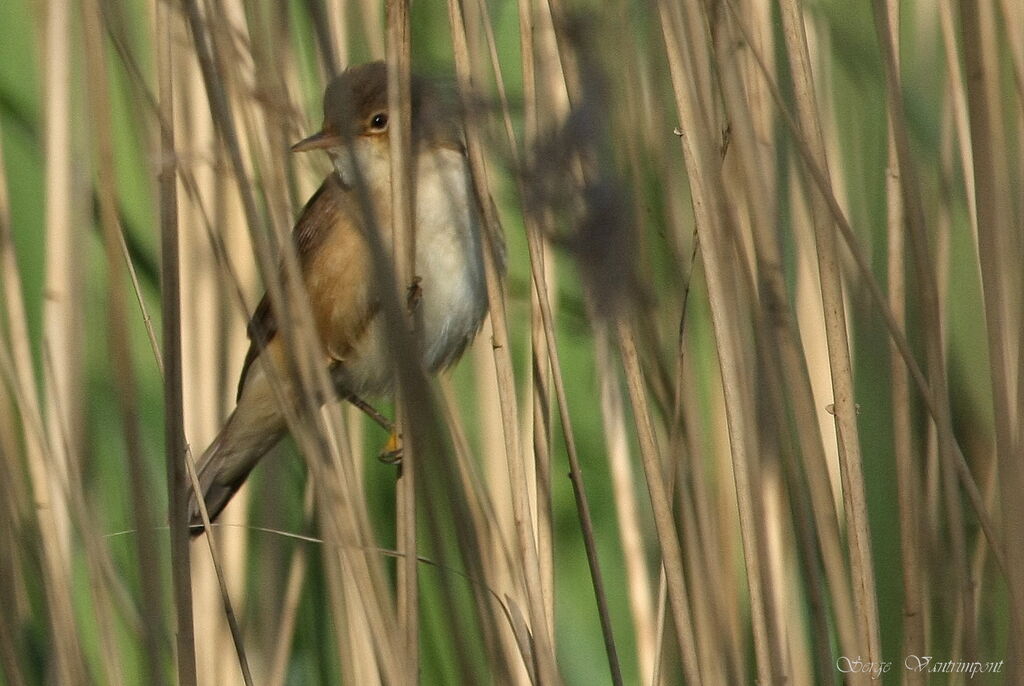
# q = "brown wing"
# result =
<box><xmin>236</xmin><ymin>173</ymin><xmax>355</xmax><ymax>400</ymax></box>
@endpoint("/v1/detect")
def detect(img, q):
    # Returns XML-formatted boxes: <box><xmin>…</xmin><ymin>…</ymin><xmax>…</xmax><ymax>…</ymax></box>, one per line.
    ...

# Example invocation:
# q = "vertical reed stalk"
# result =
<box><xmin>385</xmin><ymin>0</ymin><xmax>419</xmax><ymax>680</ymax></box>
<box><xmin>958</xmin><ymin>0</ymin><xmax>1024</xmax><ymax>674</ymax></box>
<box><xmin>42</xmin><ymin>0</ymin><xmax>77</xmax><ymax>571</ymax></box>
<box><xmin>447</xmin><ymin>1</ymin><xmax>562</xmax><ymax>682</ymax></box>
<box><xmin>82</xmin><ymin>3</ymin><xmax>173</xmax><ymax>686</ymax></box>
<box><xmin>718</xmin><ymin>0</ymin><xmax>861</xmax><ymax>665</ymax></box>
<box><xmin>156</xmin><ymin>0</ymin><xmax>197</xmax><ymax>682</ymax></box>
<box><xmin>658</xmin><ymin>0</ymin><xmax>775</xmax><ymax>680</ymax></box>
<box><xmin>872</xmin><ymin>0</ymin><xmax>974</xmax><ymax>661</ymax></box>
<box><xmin>1</xmin><ymin>124</ymin><xmax>89</xmax><ymax>686</ymax></box>
<box><xmin>779</xmin><ymin>0</ymin><xmax>881</xmax><ymax>664</ymax></box>
<box><xmin>883</xmin><ymin>0</ymin><xmax>926</xmax><ymax>677</ymax></box>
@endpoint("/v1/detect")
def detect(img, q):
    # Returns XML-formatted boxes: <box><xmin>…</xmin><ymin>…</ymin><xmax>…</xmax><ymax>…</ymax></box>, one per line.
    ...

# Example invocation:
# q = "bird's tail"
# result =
<box><xmin>187</xmin><ymin>371</ymin><xmax>288</xmax><ymax>537</ymax></box>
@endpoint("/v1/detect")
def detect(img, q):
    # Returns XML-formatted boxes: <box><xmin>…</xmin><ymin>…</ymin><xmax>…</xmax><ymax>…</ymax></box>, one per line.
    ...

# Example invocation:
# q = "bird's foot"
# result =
<box><xmin>378</xmin><ymin>431</ymin><xmax>403</xmax><ymax>464</ymax></box>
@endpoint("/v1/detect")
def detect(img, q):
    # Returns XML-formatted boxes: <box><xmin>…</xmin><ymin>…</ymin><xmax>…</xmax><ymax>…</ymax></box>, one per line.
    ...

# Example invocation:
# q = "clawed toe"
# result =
<box><xmin>378</xmin><ymin>431</ymin><xmax>403</xmax><ymax>464</ymax></box>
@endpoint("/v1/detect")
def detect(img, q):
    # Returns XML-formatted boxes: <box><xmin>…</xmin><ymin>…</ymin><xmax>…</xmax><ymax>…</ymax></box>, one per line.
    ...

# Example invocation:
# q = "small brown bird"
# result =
<box><xmin>187</xmin><ymin>61</ymin><xmax>493</xmax><ymax>534</ymax></box>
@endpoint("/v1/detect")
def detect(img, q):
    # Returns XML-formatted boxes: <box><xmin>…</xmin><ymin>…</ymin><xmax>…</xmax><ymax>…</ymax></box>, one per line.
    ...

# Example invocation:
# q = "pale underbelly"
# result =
<box><xmin>336</xmin><ymin>150</ymin><xmax>488</xmax><ymax>397</ymax></box>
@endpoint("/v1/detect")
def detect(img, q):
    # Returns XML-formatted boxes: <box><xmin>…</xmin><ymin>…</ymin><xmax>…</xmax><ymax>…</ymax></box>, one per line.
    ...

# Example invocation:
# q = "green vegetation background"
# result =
<box><xmin>0</xmin><ymin>0</ymin><xmax>1011</xmax><ymax>683</ymax></box>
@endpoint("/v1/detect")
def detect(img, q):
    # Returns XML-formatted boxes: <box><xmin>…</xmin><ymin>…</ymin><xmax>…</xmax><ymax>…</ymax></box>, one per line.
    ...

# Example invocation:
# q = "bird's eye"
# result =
<box><xmin>369</xmin><ymin>112</ymin><xmax>389</xmax><ymax>132</ymax></box>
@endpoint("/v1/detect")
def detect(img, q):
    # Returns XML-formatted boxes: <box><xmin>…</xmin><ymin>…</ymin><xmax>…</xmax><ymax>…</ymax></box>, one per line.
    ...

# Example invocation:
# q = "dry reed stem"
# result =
<box><xmin>176</xmin><ymin>49</ymin><xmax>248</xmax><ymax>683</ymax></box>
<box><xmin>83</xmin><ymin>2</ymin><xmax>178</xmax><ymax>684</ymax></box>
<box><xmin>84</xmin><ymin>14</ymin><xmax>172</xmax><ymax>686</ymax></box>
<box><xmin>265</xmin><ymin>483</ymin><xmax>314</xmax><ymax>686</ymax></box>
<box><xmin>872</xmin><ymin>0</ymin><xmax>974</xmax><ymax>659</ymax></box>
<box><xmin>500</xmin><ymin>0</ymin><xmax>556</xmax><ymax>646</ymax></box>
<box><xmin>996</xmin><ymin>0</ymin><xmax>1024</xmax><ymax>104</ymax></box>
<box><xmin>438</xmin><ymin>373</ymin><xmax>531</xmax><ymax>681</ymax></box>
<box><xmin>447</xmin><ymin>0</ymin><xmax>561</xmax><ymax>681</ymax></box>
<box><xmin>324</xmin><ymin>0</ymin><xmax>347</xmax><ymax>69</ymax></box>
<box><xmin>0</xmin><ymin>129</ymin><xmax>87</xmax><ymax>686</ymax></box>
<box><xmin>4</xmin><ymin>0</ymin><xmax>1018</xmax><ymax>681</ymax></box>
<box><xmin>183</xmin><ymin>2</ymin><xmax>400</xmax><ymax>682</ymax></box>
<box><xmin>609</xmin><ymin>32</ymin><xmax>671</xmax><ymax>669</ymax></box>
<box><xmin>523</xmin><ymin>196</ymin><xmax>623</xmax><ymax>685</ymax></box>
<box><xmin>473</xmin><ymin>332</ymin><xmax>533</xmax><ymax>684</ymax></box>
<box><xmin>155</xmin><ymin>0</ymin><xmax>198</xmax><ymax>683</ymax></box>
<box><xmin>185</xmin><ymin>8</ymin><xmax>403</xmax><ymax>679</ymax></box>
<box><xmin>678</xmin><ymin>432</ymin><xmax>731</xmax><ymax>685</ymax></box>
<box><xmin>172</xmin><ymin>3</ymin><xmax>265</xmax><ymax>683</ymax></box>
<box><xmin>722</xmin><ymin>0</ymin><xmax>1015</xmax><ymax>677</ymax></box>
<box><xmin>933</xmin><ymin>8</ymin><xmax>978</xmax><ymax>655</ymax></box>
<box><xmin>6</xmin><ymin>343</ymin><xmax>132</xmax><ymax>686</ymax></box>
<box><xmin>938</xmin><ymin>0</ymin><xmax>979</xmax><ymax>243</ymax></box>
<box><xmin>384</xmin><ymin>1</ymin><xmax>418</xmax><ymax>680</ymax></box>
<box><xmin>958</xmin><ymin>0</ymin><xmax>1024</xmax><ymax>673</ymax></box>
<box><xmin>0</xmin><ymin>351</ymin><xmax>29</xmax><ymax>686</ymax></box>
<box><xmin>723</xmin><ymin>173</ymin><xmax>793</xmax><ymax>680</ymax></box>
<box><xmin>779</xmin><ymin>0</ymin><xmax>881</xmax><ymax>666</ymax></box>
<box><xmin>658</xmin><ymin>0</ymin><xmax>775</xmax><ymax>681</ymax></box>
<box><xmin>724</xmin><ymin>1</ymin><xmax>1006</xmax><ymax>588</ymax></box>
<box><xmin>432</xmin><ymin>44</ymin><xmax>524</xmax><ymax>660</ymax></box>
<box><xmin>883</xmin><ymin>0</ymin><xmax>926</xmax><ymax>676</ymax></box>
<box><xmin>669</xmin><ymin>284</ymin><xmax>745</xmax><ymax>684</ymax></box>
<box><xmin>476</xmin><ymin>3</ymin><xmax>622</xmax><ymax>678</ymax></box>
<box><xmin>711</xmin><ymin>5</ymin><xmax>863</xmax><ymax>667</ymax></box>
<box><xmin>616</xmin><ymin>320</ymin><xmax>702</xmax><ymax>685</ymax></box>
<box><xmin>42</xmin><ymin>0</ymin><xmax>78</xmax><ymax>570</ymax></box>
<box><xmin>737</xmin><ymin>0</ymin><xmax>1016</xmax><ymax>661</ymax></box>
<box><xmin>529</xmin><ymin>268</ymin><xmax>556</xmax><ymax>648</ymax></box>
<box><xmin>28</xmin><ymin>10</ymin><xmax>138</xmax><ymax>665</ymax></box>
<box><xmin>38</xmin><ymin>0</ymin><xmax>75</xmax><ymax>577</ymax></box>
<box><xmin>91</xmin><ymin>1</ymin><xmax>168</xmax><ymax>377</ymax></box>
<box><xmin>184</xmin><ymin>447</ymin><xmax>254</xmax><ymax>685</ymax></box>
<box><xmin>596</xmin><ymin>327</ymin><xmax>655</xmax><ymax>682</ymax></box>
<box><xmin>203</xmin><ymin>9</ymin><xmax>258</xmax><ymax>680</ymax></box>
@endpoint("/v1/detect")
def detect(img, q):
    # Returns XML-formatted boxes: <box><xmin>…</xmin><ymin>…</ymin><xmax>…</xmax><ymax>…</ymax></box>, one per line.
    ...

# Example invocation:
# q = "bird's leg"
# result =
<box><xmin>331</xmin><ymin>362</ymin><xmax>403</xmax><ymax>464</ymax></box>
<box><xmin>335</xmin><ymin>387</ymin><xmax>403</xmax><ymax>464</ymax></box>
<box><xmin>341</xmin><ymin>392</ymin><xmax>392</xmax><ymax>432</ymax></box>
<box><xmin>366</xmin><ymin>276</ymin><xmax>422</xmax><ymax>463</ymax></box>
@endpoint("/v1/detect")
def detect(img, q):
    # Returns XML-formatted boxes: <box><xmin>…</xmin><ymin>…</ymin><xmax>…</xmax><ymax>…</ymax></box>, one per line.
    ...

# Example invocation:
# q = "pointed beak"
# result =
<box><xmin>290</xmin><ymin>129</ymin><xmax>343</xmax><ymax>153</ymax></box>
